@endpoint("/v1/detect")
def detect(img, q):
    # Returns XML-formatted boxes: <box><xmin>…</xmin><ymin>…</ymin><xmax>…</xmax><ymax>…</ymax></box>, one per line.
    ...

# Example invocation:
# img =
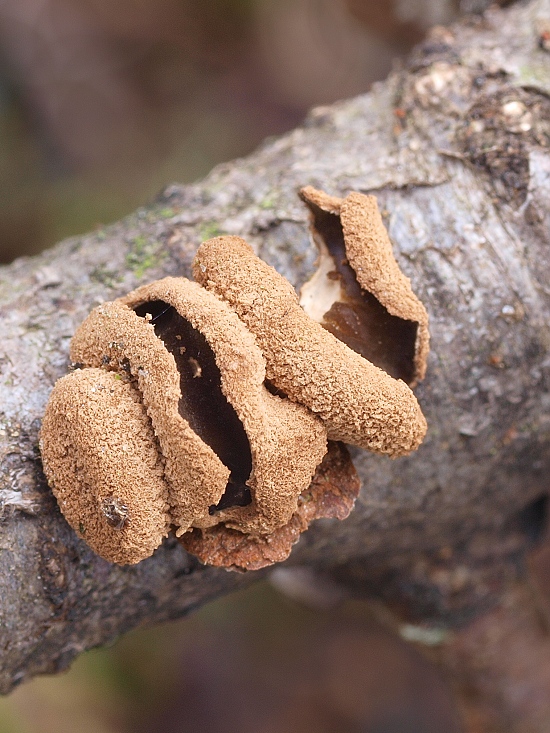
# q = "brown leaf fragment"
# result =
<box><xmin>179</xmin><ymin>441</ymin><xmax>360</xmax><ymax>571</ymax></box>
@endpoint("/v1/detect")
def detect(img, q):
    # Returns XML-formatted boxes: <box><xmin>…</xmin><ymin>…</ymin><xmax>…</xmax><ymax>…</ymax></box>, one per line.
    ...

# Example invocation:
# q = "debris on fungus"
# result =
<box><xmin>40</xmin><ymin>187</ymin><xmax>429</xmax><ymax>570</ymax></box>
<box><xmin>193</xmin><ymin>237</ymin><xmax>427</xmax><ymax>455</ymax></box>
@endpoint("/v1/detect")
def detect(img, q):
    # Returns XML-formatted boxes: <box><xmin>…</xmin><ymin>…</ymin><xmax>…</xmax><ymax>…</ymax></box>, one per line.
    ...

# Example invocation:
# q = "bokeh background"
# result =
<box><xmin>0</xmin><ymin>1</ymin><xmax>518</xmax><ymax>731</ymax></box>
<box><xmin>0</xmin><ymin>0</ymin><xmax>475</xmax><ymax>265</ymax></box>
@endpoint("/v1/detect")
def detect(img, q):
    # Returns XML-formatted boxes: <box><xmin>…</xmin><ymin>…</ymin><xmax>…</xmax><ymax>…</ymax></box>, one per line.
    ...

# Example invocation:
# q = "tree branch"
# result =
<box><xmin>1</xmin><ymin>3</ymin><xmax>550</xmax><ymax>723</ymax></box>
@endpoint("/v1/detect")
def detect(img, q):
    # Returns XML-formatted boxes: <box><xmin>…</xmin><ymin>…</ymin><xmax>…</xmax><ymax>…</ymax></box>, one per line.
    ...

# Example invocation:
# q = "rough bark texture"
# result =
<box><xmin>1</xmin><ymin>2</ymin><xmax>550</xmax><ymax>727</ymax></box>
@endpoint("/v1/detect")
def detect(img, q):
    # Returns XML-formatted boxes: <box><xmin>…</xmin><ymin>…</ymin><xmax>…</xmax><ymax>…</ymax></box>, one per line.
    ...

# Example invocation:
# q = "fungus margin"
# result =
<box><xmin>180</xmin><ymin>441</ymin><xmax>359</xmax><ymax>571</ymax></box>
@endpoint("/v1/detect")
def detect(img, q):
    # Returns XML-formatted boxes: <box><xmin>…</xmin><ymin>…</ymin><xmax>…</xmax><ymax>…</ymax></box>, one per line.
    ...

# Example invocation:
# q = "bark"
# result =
<box><xmin>1</xmin><ymin>1</ymin><xmax>550</xmax><ymax>727</ymax></box>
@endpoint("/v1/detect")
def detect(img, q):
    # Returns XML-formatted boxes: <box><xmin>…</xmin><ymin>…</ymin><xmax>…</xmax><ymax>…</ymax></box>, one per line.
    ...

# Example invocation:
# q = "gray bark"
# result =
<box><xmin>2</xmin><ymin>0</ymin><xmax>550</xmax><ymax>696</ymax></box>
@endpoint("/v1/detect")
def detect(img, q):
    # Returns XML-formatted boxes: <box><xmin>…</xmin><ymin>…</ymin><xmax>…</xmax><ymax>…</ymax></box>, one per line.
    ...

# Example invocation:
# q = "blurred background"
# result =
<box><xmin>0</xmin><ymin>1</ymin><xmax>516</xmax><ymax>731</ymax></box>
<box><xmin>0</xmin><ymin>0</ymin><xmax>488</xmax><ymax>265</ymax></box>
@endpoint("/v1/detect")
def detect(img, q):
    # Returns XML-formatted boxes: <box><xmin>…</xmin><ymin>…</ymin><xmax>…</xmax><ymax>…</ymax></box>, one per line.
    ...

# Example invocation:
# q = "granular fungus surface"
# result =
<box><xmin>40</xmin><ymin>189</ymin><xmax>429</xmax><ymax>570</ymax></box>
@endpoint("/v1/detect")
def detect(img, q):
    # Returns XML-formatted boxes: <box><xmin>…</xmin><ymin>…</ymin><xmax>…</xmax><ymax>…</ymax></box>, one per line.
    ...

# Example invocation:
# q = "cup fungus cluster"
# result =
<box><xmin>40</xmin><ymin>188</ymin><xmax>429</xmax><ymax>571</ymax></box>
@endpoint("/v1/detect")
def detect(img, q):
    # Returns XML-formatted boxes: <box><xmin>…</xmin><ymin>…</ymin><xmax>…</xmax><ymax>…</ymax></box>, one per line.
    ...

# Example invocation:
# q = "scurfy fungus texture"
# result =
<box><xmin>298</xmin><ymin>186</ymin><xmax>429</xmax><ymax>387</ymax></box>
<box><xmin>40</xmin><ymin>188</ymin><xmax>429</xmax><ymax>570</ymax></box>
<box><xmin>193</xmin><ymin>237</ymin><xmax>426</xmax><ymax>455</ymax></box>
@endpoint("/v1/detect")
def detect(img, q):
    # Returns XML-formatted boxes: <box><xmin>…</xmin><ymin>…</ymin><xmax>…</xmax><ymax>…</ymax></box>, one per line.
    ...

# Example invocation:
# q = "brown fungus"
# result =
<box><xmin>119</xmin><ymin>278</ymin><xmax>327</xmax><ymax>536</ymax></box>
<box><xmin>131</xmin><ymin>299</ymin><xmax>253</xmax><ymax>514</ymax></box>
<box><xmin>41</xmin><ymin>192</ymin><xmax>429</xmax><ymax>568</ymax></box>
<box><xmin>39</xmin><ymin>368</ymin><xmax>169</xmax><ymax>565</ymax></box>
<box><xmin>41</xmin><ymin>277</ymin><xmax>327</xmax><ymax>565</ymax></box>
<box><xmin>299</xmin><ymin>186</ymin><xmax>429</xmax><ymax>386</ymax></box>
<box><xmin>193</xmin><ymin>237</ymin><xmax>427</xmax><ymax>456</ymax></box>
<box><xmin>68</xmin><ymin>297</ymin><xmax>231</xmax><ymax>538</ymax></box>
<box><xmin>180</xmin><ymin>441</ymin><xmax>360</xmax><ymax>571</ymax></box>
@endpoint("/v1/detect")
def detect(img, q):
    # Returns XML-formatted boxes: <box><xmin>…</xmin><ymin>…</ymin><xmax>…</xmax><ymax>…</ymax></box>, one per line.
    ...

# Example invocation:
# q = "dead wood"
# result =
<box><xmin>1</xmin><ymin>3</ymin><xmax>550</xmax><ymax>729</ymax></box>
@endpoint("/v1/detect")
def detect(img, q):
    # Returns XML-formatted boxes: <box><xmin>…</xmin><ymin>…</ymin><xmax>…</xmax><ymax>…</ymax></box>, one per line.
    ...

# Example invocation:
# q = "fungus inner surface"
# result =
<box><xmin>134</xmin><ymin>300</ymin><xmax>252</xmax><ymax>513</ymax></box>
<box><xmin>303</xmin><ymin>205</ymin><xmax>417</xmax><ymax>384</ymax></box>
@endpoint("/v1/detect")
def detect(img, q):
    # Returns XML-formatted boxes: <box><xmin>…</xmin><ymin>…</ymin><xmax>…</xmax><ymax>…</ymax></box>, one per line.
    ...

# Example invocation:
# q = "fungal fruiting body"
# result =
<box><xmin>40</xmin><ymin>187</ymin><xmax>429</xmax><ymax>570</ymax></box>
<box><xmin>298</xmin><ymin>186</ymin><xmax>429</xmax><ymax>386</ymax></box>
<box><xmin>42</xmin><ymin>279</ymin><xmax>327</xmax><ymax>565</ymax></box>
<box><xmin>193</xmin><ymin>237</ymin><xmax>427</xmax><ymax>456</ymax></box>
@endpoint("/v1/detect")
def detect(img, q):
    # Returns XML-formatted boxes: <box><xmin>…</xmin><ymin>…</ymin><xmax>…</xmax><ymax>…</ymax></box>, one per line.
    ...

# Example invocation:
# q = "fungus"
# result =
<box><xmin>120</xmin><ymin>278</ymin><xmax>327</xmax><ymax>536</ymax></box>
<box><xmin>41</xmin><ymin>277</ymin><xmax>327</xmax><ymax>564</ymax></box>
<box><xmin>39</xmin><ymin>368</ymin><xmax>169</xmax><ymax>565</ymax></box>
<box><xmin>41</xmin><ymin>187</ymin><xmax>429</xmax><ymax>569</ymax></box>
<box><xmin>180</xmin><ymin>441</ymin><xmax>360</xmax><ymax>571</ymax></box>
<box><xmin>298</xmin><ymin>186</ymin><xmax>429</xmax><ymax>386</ymax></box>
<box><xmin>193</xmin><ymin>238</ymin><xmax>427</xmax><ymax>456</ymax></box>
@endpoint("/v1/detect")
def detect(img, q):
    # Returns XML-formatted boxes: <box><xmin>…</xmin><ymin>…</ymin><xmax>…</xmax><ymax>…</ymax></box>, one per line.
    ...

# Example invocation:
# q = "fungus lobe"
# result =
<box><xmin>39</xmin><ymin>367</ymin><xmax>169</xmax><ymax>565</ymax></box>
<box><xmin>299</xmin><ymin>186</ymin><xmax>429</xmax><ymax>386</ymax></box>
<box><xmin>133</xmin><ymin>300</ymin><xmax>253</xmax><ymax>513</ymax></box>
<box><xmin>193</xmin><ymin>236</ymin><xmax>427</xmax><ymax>456</ymax></box>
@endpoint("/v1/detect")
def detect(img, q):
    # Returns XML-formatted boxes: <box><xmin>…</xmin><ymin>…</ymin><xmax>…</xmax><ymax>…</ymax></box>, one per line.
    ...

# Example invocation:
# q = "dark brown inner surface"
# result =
<box><xmin>309</xmin><ymin>205</ymin><xmax>418</xmax><ymax>385</ymax></box>
<box><xmin>134</xmin><ymin>300</ymin><xmax>252</xmax><ymax>513</ymax></box>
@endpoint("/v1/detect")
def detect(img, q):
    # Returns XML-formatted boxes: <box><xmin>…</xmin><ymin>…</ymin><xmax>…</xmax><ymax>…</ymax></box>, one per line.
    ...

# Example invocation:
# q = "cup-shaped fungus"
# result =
<box><xmin>41</xmin><ymin>187</ymin><xmax>429</xmax><ymax>570</ymax></box>
<box><xmin>193</xmin><ymin>238</ymin><xmax>427</xmax><ymax>456</ymax></box>
<box><xmin>298</xmin><ymin>186</ymin><xmax>429</xmax><ymax>387</ymax></box>
<box><xmin>41</xmin><ymin>277</ymin><xmax>327</xmax><ymax>564</ymax></box>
